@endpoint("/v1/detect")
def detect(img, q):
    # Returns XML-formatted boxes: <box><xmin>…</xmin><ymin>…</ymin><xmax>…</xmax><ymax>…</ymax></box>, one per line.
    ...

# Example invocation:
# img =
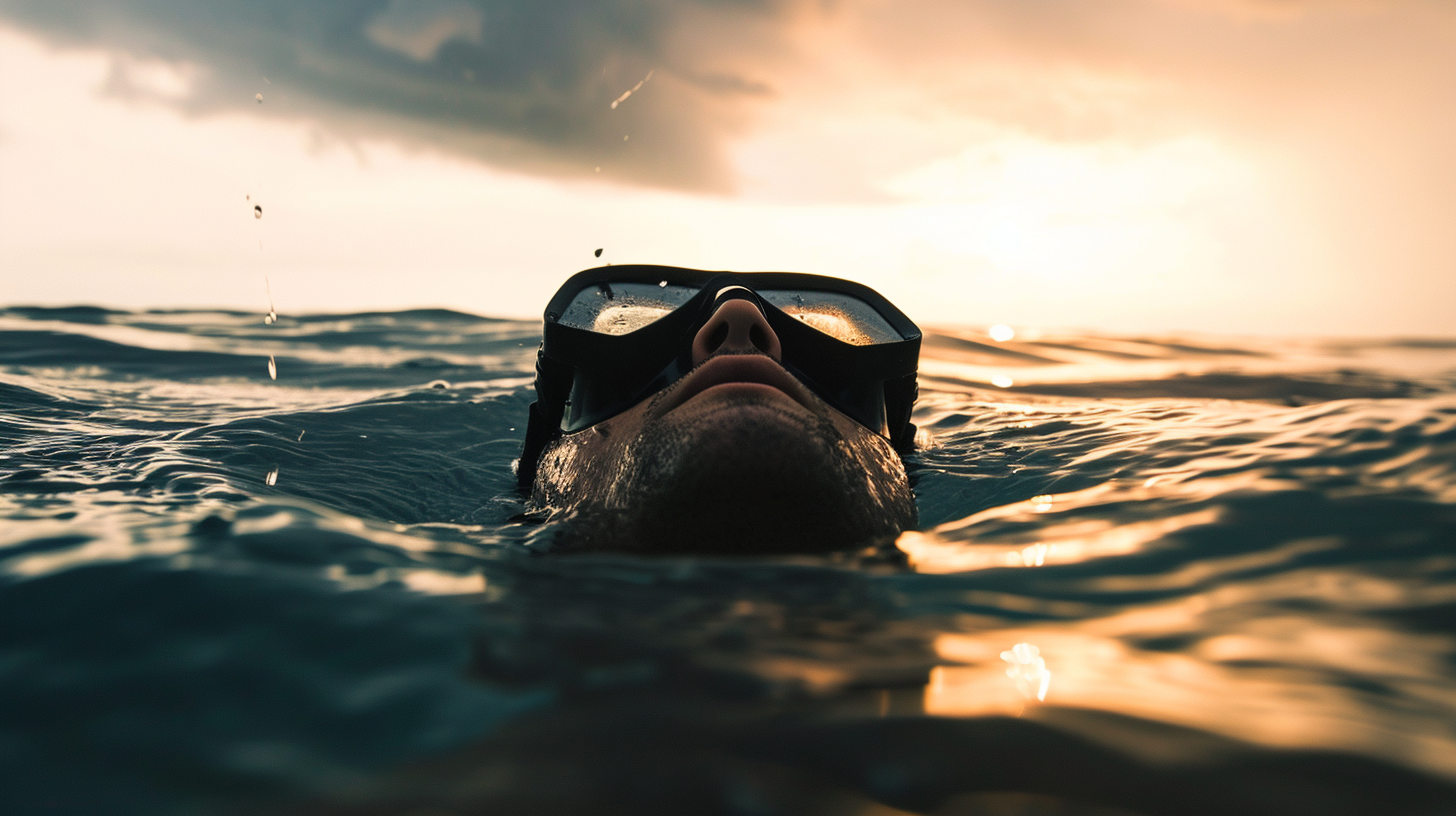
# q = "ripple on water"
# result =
<box><xmin>1</xmin><ymin>309</ymin><xmax>1455</xmax><ymax>814</ymax></box>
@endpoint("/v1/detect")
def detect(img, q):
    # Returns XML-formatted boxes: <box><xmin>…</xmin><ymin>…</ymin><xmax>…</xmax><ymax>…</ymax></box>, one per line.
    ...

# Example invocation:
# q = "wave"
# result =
<box><xmin>3</xmin><ymin>308</ymin><xmax>1456</xmax><ymax>814</ymax></box>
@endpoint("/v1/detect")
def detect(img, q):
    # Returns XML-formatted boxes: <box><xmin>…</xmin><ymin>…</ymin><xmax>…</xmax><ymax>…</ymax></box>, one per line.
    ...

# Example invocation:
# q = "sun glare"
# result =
<box><xmin>885</xmin><ymin>134</ymin><xmax>1251</xmax><ymax>288</ymax></box>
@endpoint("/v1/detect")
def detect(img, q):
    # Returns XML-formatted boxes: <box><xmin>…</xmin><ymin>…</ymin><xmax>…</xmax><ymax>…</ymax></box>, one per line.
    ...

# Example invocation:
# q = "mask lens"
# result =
<box><xmin>559</xmin><ymin>281</ymin><xmax>903</xmax><ymax>345</ymax></box>
<box><xmin>559</xmin><ymin>282</ymin><xmax>699</xmax><ymax>335</ymax></box>
<box><xmin>759</xmin><ymin>290</ymin><xmax>903</xmax><ymax>346</ymax></box>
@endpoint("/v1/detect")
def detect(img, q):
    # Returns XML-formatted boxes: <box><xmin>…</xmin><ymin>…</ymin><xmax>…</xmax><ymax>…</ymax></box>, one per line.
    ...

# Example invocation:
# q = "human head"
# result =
<box><xmin>520</xmin><ymin>265</ymin><xmax>920</xmax><ymax>553</ymax></box>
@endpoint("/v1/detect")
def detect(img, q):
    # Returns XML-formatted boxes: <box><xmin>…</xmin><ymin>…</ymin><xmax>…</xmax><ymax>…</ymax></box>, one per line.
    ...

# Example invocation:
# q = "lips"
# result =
<box><xmin>653</xmin><ymin>355</ymin><xmax>816</xmax><ymax>417</ymax></box>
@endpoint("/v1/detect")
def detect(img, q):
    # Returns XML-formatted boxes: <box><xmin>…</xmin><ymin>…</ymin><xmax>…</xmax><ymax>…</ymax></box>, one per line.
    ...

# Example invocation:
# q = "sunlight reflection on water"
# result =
<box><xmin>3</xmin><ymin>307</ymin><xmax>1456</xmax><ymax>812</ymax></box>
<box><xmin>926</xmin><ymin>595</ymin><xmax>1456</xmax><ymax>778</ymax></box>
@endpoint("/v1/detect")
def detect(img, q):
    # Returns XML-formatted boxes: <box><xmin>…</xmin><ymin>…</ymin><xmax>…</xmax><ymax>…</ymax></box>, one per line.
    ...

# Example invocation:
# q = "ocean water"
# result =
<box><xmin>3</xmin><ymin>305</ymin><xmax>1456</xmax><ymax>815</ymax></box>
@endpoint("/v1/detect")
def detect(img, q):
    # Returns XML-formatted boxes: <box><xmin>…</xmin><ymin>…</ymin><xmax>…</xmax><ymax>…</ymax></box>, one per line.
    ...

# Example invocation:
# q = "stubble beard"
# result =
<box><xmin>540</xmin><ymin>392</ymin><xmax>917</xmax><ymax>554</ymax></box>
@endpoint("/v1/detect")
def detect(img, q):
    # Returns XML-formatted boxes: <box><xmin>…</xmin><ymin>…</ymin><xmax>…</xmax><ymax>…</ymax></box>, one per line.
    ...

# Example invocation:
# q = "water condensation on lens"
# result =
<box><xmin>561</xmin><ymin>282</ymin><xmax>699</xmax><ymax>334</ymax></box>
<box><xmin>760</xmin><ymin>291</ymin><xmax>901</xmax><ymax>345</ymax></box>
<box><xmin>592</xmin><ymin>300</ymin><xmax>674</xmax><ymax>335</ymax></box>
<box><xmin>786</xmin><ymin>309</ymin><xmax>874</xmax><ymax>345</ymax></box>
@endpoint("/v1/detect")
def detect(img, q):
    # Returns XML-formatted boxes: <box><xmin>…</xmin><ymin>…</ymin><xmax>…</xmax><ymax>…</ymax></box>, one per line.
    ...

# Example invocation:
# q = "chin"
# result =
<box><xmin>545</xmin><ymin>395</ymin><xmax>917</xmax><ymax>554</ymax></box>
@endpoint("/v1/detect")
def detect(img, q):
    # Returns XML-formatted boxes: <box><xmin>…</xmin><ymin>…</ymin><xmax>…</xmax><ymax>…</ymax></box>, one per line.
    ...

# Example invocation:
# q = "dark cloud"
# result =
<box><xmin>0</xmin><ymin>0</ymin><xmax>785</xmax><ymax>191</ymax></box>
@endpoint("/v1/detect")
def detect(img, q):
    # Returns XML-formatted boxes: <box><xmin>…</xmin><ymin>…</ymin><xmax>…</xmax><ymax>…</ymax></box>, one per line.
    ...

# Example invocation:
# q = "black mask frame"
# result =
<box><xmin>518</xmin><ymin>264</ymin><xmax>920</xmax><ymax>487</ymax></box>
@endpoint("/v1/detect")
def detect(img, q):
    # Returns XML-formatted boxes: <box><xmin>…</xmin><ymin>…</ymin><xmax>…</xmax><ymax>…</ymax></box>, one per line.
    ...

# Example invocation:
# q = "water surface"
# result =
<box><xmin>3</xmin><ymin>306</ymin><xmax>1456</xmax><ymax>815</ymax></box>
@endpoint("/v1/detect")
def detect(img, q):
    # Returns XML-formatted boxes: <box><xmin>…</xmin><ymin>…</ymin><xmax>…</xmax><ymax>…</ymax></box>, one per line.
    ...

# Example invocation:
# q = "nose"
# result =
<box><xmin>691</xmin><ymin>298</ymin><xmax>782</xmax><ymax>366</ymax></box>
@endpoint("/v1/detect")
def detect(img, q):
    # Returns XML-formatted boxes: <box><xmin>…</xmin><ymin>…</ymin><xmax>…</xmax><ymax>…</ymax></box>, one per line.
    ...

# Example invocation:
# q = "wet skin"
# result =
<box><xmin>529</xmin><ymin>299</ymin><xmax>918</xmax><ymax>553</ymax></box>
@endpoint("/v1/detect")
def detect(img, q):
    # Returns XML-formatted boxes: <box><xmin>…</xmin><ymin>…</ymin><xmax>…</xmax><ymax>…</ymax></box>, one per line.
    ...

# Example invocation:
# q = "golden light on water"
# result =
<box><xmin>907</xmin><ymin>467</ymin><xmax>1456</xmax><ymax>778</ymax></box>
<box><xmin>1001</xmin><ymin>643</ymin><xmax>1051</xmax><ymax>702</ymax></box>
<box><xmin>922</xmin><ymin>583</ymin><xmax>1456</xmax><ymax>779</ymax></box>
<box><xmin>399</xmin><ymin>570</ymin><xmax>488</xmax><ymax>596</ymax></box>
<box><xmin>896</xmin><ymin>484</ymin><xmax>1221</xmax><ymax>575</ymax></box>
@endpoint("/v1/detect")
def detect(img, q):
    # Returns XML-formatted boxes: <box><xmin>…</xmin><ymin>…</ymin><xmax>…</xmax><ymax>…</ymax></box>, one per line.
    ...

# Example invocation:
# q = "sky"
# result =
<box><xmin>0</xmin><ymin>0</ymin><xmax>1452</xmax><ymax>336</ymax></box>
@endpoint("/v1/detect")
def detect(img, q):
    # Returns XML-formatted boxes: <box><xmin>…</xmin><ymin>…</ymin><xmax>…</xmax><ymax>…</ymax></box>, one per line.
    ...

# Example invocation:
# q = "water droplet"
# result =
<box><xmin>610</xmin><ymin>70</ymin><xmax>653</xmax><ymax>110</ymax></box>
<box><xmin>263</xmin><ymin>276</ymin><xmax>276</xmax><ymax>326</ymax></box>
<box><xmin>594</xmin><ymin>248</ymin><xmax>603</xmax><ymax>258</ymax></box>
<box><xmin>428</xmin><ymin>379</ymin><xmax>451</xmax><ymax>389</ymax></box>
<box><xmin>594</xmin><ymin>166</ymin><xmax>601</xmax><ymax>173</ymax></box>
<box><xmin>623</xmin><ymin>134</ymin><xmax>629</xmax><ymax>141</ymax></box>
<box><xmin>264</xmin><ymin>466</ymin><xmax>278</xmax><ymax>486</ymax></box>
<box><xmin>267</xmin><ymin>355</ymin><xmax>277</xmax><ymax>380</ymax></box>
<box><xmin>253</xmin><ymin>205</ymin><xmax>263</xmax><ymax>219</ymax></box>
<box><xmin>658</xmin><ymin>280</ymin><xmax>667</xmax><ymax>288</ymax></box>
<box><xmin>255</xmin><ymin>93</ymin><xmax>263</xmax><ymax>103</ymax></box>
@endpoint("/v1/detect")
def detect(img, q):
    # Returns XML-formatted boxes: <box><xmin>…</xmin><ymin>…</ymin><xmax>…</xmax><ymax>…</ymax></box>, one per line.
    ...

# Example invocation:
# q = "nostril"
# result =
<box><xmin>749</xmin><ymin>324</ymin><xmax>769</xmax><ymax>352</ymax></box>
<box><xmin>705</xmin><ymin>323</ymin><xmax>729</xmax><ymax>354</ymax></box>
<box><xmin>692</xmin><ymin>298</ymin><xmax>783</xmax><ymax>365</ymax></box>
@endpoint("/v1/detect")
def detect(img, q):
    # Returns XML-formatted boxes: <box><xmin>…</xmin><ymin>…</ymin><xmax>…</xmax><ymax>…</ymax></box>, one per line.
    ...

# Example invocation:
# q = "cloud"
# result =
<box><xmin>1</xmin><ymin>0</ymin><xmax>1452</xmax><ymax>214</ymax></box>
<box><xmin>366</xmin><ymin>0</ymin><xmax>485</xmax><ymax>62</ymax></box>
<box><xmin>2</xmin><ymin>4</ymin><xmax>1454</xmax><ymax>334</ymax></box>
<box><xmin>0</xmin><ymin>0</ymin><xmax>788</xmax><ymax>192</ymax></box>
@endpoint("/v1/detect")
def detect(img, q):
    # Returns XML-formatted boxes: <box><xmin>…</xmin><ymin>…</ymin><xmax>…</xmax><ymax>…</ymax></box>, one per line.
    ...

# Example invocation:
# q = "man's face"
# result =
<box><xmin>530</xmin><ymin>298</ymin><xmax>917</xmax><ymax>553</ymax></box>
